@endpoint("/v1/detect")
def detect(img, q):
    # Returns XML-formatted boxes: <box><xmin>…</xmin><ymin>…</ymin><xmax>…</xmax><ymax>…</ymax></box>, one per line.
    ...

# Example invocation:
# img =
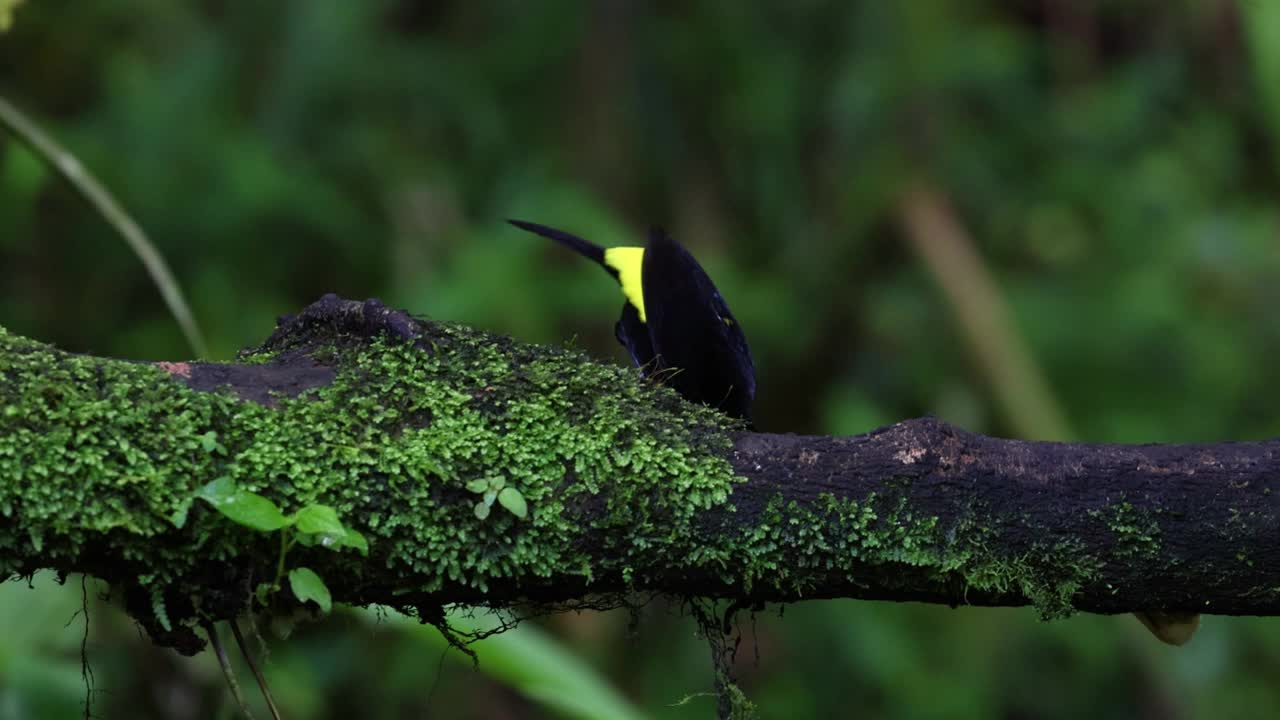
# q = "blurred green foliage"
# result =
<box><xmin>4</xmin><ymin>1</ymin><xmax>1280</xmax><ymax>718</ymax></box>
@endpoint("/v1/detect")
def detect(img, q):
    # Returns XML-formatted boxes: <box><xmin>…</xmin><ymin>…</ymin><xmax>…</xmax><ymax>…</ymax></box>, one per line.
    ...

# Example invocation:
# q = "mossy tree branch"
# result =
<box><xmin>1</xmin><ymin>295</ymin><xmax>1276</xmax><ymax>654</ymax></box>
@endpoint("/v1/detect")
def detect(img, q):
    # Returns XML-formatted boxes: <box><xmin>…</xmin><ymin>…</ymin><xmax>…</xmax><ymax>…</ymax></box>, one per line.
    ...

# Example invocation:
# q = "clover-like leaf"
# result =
<box><xmin>197</xmin><ymin>478</ymin><xmax>289</xmax><ymax>531</ymax></box>
<box><xmin>288</xmin><ymin>567</ymin><xmax>332</xmax><ymax>613</ymax></box>
<box><xmin>292</xmin><ymin>504</ymin><xmax>368</xmax><ymax>555</ymax></box>
<box><xmin>342</xmin><ymin>528</ymin><xmax>369</xmax><ymax>556</ymax></box>
<box><xmin>497</xmin><ymin>487</ymin><xmax>528</xmax><ymax>520</ymax></box>
<box><xmin>465</xmin><ymin>478</ymin><xmax>490</xmax><ymax>494</ymax></box>
<box><xmin>197</xmin><ymin>476</ymin><xmax>237</xmax><ymax>500</ymax></box>
<box><xmin>474</xmin><ymin>501</ymin><xmax>491</xmax><ymax>520</ymax></box>
<box><xmin>292</xmin><ymin>505</ymin><xmax>344</xmax><ymax>536</ymax></box>
<box><xmin>198</xmin><ymin>430</ymin><xmax>226</xmax><ymax>455</ymax></box>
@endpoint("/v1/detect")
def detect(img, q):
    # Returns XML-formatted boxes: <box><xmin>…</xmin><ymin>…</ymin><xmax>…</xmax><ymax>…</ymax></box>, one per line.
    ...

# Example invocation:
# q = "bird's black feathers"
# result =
<box><xmin>639</xmin><ymin>227</ymin><xmax>755</xmax><ymax>421</ymax></box>
<box><xmin>510</xmin><ymin>219</ymin><xmax>756</xmax><ymax>423</ymax></box>
<box><xmin>614</xmin><ymin>301</ymin><xmax>655</xmax><ymax>370</ymax></box>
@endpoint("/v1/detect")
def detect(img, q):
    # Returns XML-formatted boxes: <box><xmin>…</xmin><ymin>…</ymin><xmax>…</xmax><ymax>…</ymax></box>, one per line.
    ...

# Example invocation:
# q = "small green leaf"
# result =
<box><xmin>342</xmin><ymin>528</ymin><xmax>369</xmax><ymax>556</ymax></box>
<box><xmin>151</xmin><ymin>587</ymin><xmax>171</xmax><ymax>632</ymax></box>
<box><xmin>288</xmin><ymin>567</ymin><xmax>332</xmax><ymax>613</ymax></box>
<box><xmin>214</xmin><ymin>493</ymin><xmax>290</xmax><ymax>531</ymax></box>
<box><xmin>474</xmin><ymin>501</ymin><xmax>490</xmax><ymax>520</ymax></box>
<box><xmin>254</xmin><ymin>582</ymin><xmax>273</xmax><ymax>606</ymax></box>
<box><xmin>197</xmin><ymin>477</ymin><xmax>237</xmax><ymax>502</ymax></box>
<box><xmin>200</xmin><ymin>431</ymin><xmax>219</xmax><ymax>453</ymax></box>
<box><xmin>498</xmin><ymin>488</ymin><xmax>528</xmax><ymax>519</ymax></box>
<box><xmin>483</xmin><ymin>489</ymin><xmax>498</xmax><ymax>506</ymax></box>
<box><xmin>290</xmin><ymin>505</ymin><xmax>369</xmax><ymax>555</ymax></box>
<box><xmin>488</xmin><ymin>476</ymin><xmax>506</xmax><ymax>492</ymax></box>
<box><xmin>308</xmin><ymin>528</ymin><xmax>364</xmax><ymax>553</ymax></box>
<box><xmin>465</xmin><ymin>478</ymin><xmax>489</xmax><ymax>494</ymax></box>
<box><xmin>197</xmin><ymin>478</ymin><xmax>290</xmax><ymax>531</ymax></box>
<box><xmin>304</xmin><ymin>531</ymin><xmax>344</xmax><ymax>551</ymax></box>
<box><xmin>169</xmin><ymin>497</ymin><xmax>193</xmax><ymax>529</ymax></box>
<box><xmin>292</xmin><ymin>505</ymin><xmax>344</xmax><ymax>535</ymax></box>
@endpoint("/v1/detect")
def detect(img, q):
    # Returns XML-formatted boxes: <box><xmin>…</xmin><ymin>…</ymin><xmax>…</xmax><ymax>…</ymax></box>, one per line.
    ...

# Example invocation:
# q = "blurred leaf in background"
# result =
<box><xmin>0</xmin><ymin>0</ymin><xmax>23</xmax><ymax>32</ymax></box>
<box><xmin>4</xmin><ymin>1</ymin><xmax>1280</xmax><ymax>718</ymax></box>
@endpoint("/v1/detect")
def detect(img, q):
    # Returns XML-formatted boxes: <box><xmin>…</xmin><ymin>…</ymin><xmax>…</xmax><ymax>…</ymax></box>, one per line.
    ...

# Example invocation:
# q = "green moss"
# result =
<box><xmin>1096</xmin><ymin>502</ymin><xmax>1161</xmax><ymax>561</ymax></box>
<box><xmin>235</xmin><ymin>347</ymin><xmax>281</xmax><ymax>365</ymax></box>
<box><xmin>960</xmin><ymin>536</ymin><xmax>1105</xmax><ymax>620</ymax></box>
<box><xmin>717</xmin><ymin>672</ymin><xmax>759</xmax><ymax>720</ymax></box>
<box><xmin>720</xmin><ymin>489</ymin><xmax>1105</xmax><ymax>620</ymax></box>
<box><xmin>725</xmin><ymin>492</ymin><xmax>935</xmax><ymax>595</ymax></box>
<box><xmin>0</xmin><ymin>321</ymin><xmax>741</xmax><ymax>640</ymax></box>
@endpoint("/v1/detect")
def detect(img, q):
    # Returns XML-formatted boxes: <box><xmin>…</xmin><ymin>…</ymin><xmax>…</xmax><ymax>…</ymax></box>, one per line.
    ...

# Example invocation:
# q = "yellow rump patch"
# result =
<box><xmin>603</xmin><ymin>246</ymin><xmax>646</xmax><ymax>322</ymax></box>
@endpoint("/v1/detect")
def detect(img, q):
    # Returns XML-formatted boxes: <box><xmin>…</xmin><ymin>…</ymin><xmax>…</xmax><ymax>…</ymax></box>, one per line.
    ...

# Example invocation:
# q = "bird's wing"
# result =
<box><xmin>641</xmin><ymin>227</ymin><xmax>756</xmax><ymax>420</ymax></box>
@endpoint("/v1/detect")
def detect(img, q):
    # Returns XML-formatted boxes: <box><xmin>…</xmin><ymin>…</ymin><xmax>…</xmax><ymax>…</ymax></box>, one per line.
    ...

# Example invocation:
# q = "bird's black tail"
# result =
<box><xmin>508</xmin><ymin>219</ymin><xmax>607</xmax><ymax>267</ymax></box>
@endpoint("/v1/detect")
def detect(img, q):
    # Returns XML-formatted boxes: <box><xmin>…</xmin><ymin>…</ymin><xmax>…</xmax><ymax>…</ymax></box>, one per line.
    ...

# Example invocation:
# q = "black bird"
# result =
<box><xmin>508</xmin><ymin>219</ymin><xmax>756</xmax><ymax>424</ymax></box>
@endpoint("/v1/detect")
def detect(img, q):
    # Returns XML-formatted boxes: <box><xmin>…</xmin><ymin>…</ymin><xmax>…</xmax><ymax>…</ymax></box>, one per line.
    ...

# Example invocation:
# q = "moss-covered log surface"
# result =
<box><xmin>1</xmin><ymin>295</ymin><xmax>1277</xmax><ymax>654</ymax></box>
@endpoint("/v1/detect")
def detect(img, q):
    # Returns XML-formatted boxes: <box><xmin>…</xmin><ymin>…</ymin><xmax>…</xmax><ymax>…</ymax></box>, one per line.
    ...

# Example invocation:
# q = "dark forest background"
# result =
<box><xmin>3</xmin><ymin>2</ymin><xmax>1280</xmax><ymax>718</ymax></box>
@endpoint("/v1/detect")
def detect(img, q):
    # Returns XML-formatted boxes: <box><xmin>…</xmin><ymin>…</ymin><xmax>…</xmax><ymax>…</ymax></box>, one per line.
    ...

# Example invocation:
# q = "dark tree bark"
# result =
<box><xmin>727</xmin><ymin>422</ymin><xmax>1277</xmax><ymax>615</ymax></box>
